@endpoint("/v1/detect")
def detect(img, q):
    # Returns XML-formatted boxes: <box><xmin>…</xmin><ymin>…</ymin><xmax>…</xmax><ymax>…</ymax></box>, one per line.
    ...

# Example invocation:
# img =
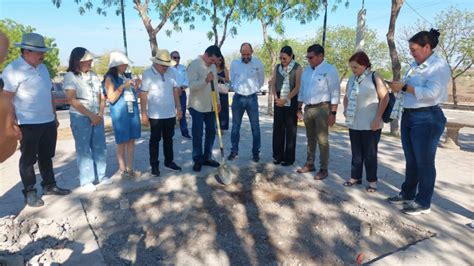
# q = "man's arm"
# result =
<box><xmin>257</xmin><ymin>59</ymin><xmax>265</xmax><ymax>89</ymax></box>
<box><xmin>187</xmin><ymin>61</ymin><xmax>209</xmax><ymax>91</ymax></box>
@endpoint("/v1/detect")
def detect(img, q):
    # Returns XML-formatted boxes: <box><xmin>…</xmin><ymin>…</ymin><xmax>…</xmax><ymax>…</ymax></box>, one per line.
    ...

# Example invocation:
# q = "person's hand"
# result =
<box><xmin>297</xmin><ymin>110</ymin><xmax>304</xmax><ymax>121</ymax></box>
<box><xmin>206</xmin><ymin>72</ymin><xmax>214</xmax><ymax>83</ymax></box>
<box><xmin>134</xmin><ymin>78</ymin><xmax>141</xmax><ymax>88</ymax></box>
<box><xmin>371</xmin><ymin>117</ymin><xmax>382</xmax><ymax>131</ymax></box>
<box><xmin>141</xmin><ymin>112</ymin><xmax>149</xmax><ymax>127</ymax></box>
<box><xmin>176</xmin><ymin>109</ymin><xmax>183</xmax><ymax>120</ymax></box>
<box><xmin>389</xmin><ymin>81</ymin><xmax>405</xmax><ymax>93</ymax></box>
<box><xmin>55</xmin><ymin>117</ymin><xmax>60</xmax><ymax>128</ymax></box>
<box><xmin>124</xmin><ymin>79</ymin><xmax>134</xmax><ymax>89</ymax></box>
<box><xmin>327</xmin><ymin>113</ymin><xmax>336</xmax><ymax>127</ymax></box>
<box><xmin>89</xmin><ymin>114</ymin><xmax>102</xmax><ymax>126</ymax></box>
<box><xmin>218</xmin><ymin>104</ymin><xmax>221</xmax><ymax>113</ymax></box>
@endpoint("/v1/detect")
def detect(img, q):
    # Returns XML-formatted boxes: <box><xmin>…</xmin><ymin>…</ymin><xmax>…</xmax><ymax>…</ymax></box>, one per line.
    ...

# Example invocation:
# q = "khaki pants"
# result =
<box><xmin>303</xmin><ymin>104</ymin><xmax>329</xmax><ymax>169</ymax></box>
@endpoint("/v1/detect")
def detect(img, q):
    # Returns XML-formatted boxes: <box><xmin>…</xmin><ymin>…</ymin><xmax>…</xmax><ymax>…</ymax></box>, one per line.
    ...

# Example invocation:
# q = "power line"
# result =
<box><xmin>405</xmin><ymin>0</ymin><xmax>434</xmax><ymax>26</ymax></box>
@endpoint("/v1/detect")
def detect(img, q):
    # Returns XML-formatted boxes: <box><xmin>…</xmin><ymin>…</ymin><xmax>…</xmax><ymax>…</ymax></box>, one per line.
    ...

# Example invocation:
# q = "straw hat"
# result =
<box><xmin>150</xmin><ymin>49</ymin><xmax>176</xmax><ymax>67</ymax></box>
<box><xmin>108</xmin><ymin>51</ymin><xmax>133</xmax><ymax>68</ymax></box>
<box><xmin>15</xmin><ymin>33</ymin><xmax>51</xmax><ymax>52</ymax></box>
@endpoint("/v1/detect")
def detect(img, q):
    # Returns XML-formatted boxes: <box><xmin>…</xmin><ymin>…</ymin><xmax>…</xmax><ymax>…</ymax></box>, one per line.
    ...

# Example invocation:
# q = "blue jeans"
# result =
<box><xmin>70</xmin><ymin>113</ymin><xmax>107</xmax><ymax>186</ymax></box>
<box><xmin>231</xmin><ymin>93</ymin><xmax>260</xmax><ymax>156</ymax></box>
<box><xmin>189</xmin><ymin>108</ymin><xmax>216</xmax><ymax>163</ymax></box>
<box><xmin>400</xmin><ymin>106</ymin><xmax>446</xmax><ymax>208</ymax></box>
<box><xmin>179</xmin><ymin>91</ymin><xmax>189</xmax><ymax>136</ymax></box>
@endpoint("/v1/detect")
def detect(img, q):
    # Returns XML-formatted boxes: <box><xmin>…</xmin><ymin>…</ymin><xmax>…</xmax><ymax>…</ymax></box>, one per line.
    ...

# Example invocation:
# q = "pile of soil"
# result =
<box><xmin>0</xmin><ymin>216</ymin><xmax>75</xmax><ymax>264</ymax></box>
<box><xmin>82</xmin><ymin>167</ymin><xmax>434</xmax><ymax>265</ymax></box>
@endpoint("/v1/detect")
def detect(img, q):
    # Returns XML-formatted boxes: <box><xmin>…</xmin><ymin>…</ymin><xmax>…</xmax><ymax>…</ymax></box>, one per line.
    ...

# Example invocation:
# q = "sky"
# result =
<box><xmin>1</xmin><ymin>0</ymin><xmax>472</xmax><ymax>66</ymax></box>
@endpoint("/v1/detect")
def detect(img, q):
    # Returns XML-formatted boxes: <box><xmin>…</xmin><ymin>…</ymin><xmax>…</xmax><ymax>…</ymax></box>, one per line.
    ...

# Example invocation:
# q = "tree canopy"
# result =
<box><xmin>0</xmin><ymin>19</ymin><xmax>60</xmax><ymax>77</ymax></box>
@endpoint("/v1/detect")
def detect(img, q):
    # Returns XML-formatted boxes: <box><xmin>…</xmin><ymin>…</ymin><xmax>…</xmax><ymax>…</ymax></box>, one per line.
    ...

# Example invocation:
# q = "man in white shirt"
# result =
<box><xmin>186</xmin><ymin>45</ymin><xmax>222</xmax><ymax>172</ymax></box>
<box><xmin>228</xmin><ymin>43</ymin><xmax>265</xmax><ymax>162</ymax></box>
<box><xmin>296</xmin><ymin>44</ymin><xmax>340</xmax><ymax>180</ymax></box>
<box><xmin>170</xmin><ymin>51</ymin><xmax>191</xmax><ymax>139</ymax></box>
<box><xmin>2</xmin><ymin>33</ymin><xmax>71</xmax><ymax>207</ymax></box>
<box><xmin>140</xmin><ymin>49</ymin><xmax>183</xmax><ymax>177</ymax></box>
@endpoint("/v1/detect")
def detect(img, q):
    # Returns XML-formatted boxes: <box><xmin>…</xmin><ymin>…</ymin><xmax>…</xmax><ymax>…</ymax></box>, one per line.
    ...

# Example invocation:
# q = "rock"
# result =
<box><xmin>0</xmin><ymin>234</ymin><xmax>7</xmax><ymax>242</ymax></box>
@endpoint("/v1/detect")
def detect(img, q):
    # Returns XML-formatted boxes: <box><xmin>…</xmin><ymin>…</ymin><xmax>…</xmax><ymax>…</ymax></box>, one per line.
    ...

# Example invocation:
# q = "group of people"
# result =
<box><xmin>0</xmin><ymin>29</ymin><xmax>449</xmax><ymax>217</ymax></box>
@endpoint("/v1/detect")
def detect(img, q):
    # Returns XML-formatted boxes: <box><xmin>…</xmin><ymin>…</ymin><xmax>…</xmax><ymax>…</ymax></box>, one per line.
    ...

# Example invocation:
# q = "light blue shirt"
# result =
<box><xmin>230</xmin><ymin>57</ymin><xmax>265</xmax><ymax>96</ymax></box>
<box><xmin>403</xmin><ymin>53</ymin><xmax>450</xmax><ymax>108</ymax></box>
<box><xmin>2</xmin><ymin>56</ymin><xmax>55</xmax><ymax>125</ymax></box>
<box><xmin>172</xmin><ymin>64</ymin><xmax>189</xmax><ymax>88</ymax></box>
<box><xmin>298</xmin><ymin>60</ymin><xmax>340</xmax><ymax>105</ymax></box>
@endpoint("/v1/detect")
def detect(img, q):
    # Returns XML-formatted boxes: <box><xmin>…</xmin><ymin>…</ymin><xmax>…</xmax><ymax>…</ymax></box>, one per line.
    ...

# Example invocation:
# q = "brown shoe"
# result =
<box><xmin>314</xmin><ymin>169</ymin><xmax>328</xmax><ymax>180</ymax></box>
<box><xmin>296</xmin><ymin>164</ymin><xmax>316</xmax><ymax>173</ymax></box>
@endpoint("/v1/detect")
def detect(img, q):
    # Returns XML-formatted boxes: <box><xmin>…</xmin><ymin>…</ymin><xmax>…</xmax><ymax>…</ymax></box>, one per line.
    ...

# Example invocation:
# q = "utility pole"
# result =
<box><xmin>322</xmin><ymin>0</ymin><xmax>328</xmax><ymax>47</ymax></box>
<box><xmin>120</xmin><ymin>0</ymin><xmax>128</xmax><ymax>55</ymax></box>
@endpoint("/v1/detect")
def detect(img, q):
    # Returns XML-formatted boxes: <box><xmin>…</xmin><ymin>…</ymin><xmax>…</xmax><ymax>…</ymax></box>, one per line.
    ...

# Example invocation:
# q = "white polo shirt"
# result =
<box><xmin>298</xmin><ymin>60</ymin><xmax>340</xmax><ymax>105</ymax></box>
<box><xmin>2</xmin><ymin>56</ymin><xmax>54</xmax><ymax>125</ymax></box>
<box><xmin>141</xmin><ymin>65</ymin><xmax>178</xmax><ymax>119</ymax></box>
<box><xmin>230</xmin><ymin>57</ymin><xmax>265</xmax><ymax>96</ymax></box>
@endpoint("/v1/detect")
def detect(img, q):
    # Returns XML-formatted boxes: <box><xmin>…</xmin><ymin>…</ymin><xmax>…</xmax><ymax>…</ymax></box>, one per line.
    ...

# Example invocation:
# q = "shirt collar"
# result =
<box><xmin>310</xmin><ymin>60</ymin><xmax>326</xmax><ymax>71</ymax></box>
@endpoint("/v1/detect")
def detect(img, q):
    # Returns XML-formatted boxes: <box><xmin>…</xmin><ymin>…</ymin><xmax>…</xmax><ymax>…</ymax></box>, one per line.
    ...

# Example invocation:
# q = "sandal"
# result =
<box><xmin>366</xmin><ymin>185</ymin><xmax>377</xmax><ymax>193</ymax></box>
<box><xmin>343</xmin><ymin>179</ymin><xmax>362</xmax><ymax>187</ymax></box>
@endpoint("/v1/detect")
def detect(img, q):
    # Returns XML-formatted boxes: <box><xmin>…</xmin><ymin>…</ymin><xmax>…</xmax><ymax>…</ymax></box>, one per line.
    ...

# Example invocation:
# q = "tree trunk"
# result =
<box><xmin>386</xmin><ymin>0</ymin><xmax>404</xmax><ymax>135</ymax></box>
<box><xmin>261</xmin><ymin>20</ymin><xmax>276</xmax><ymax>116</ymax></box>
<box><xmin>452</xmin><ymin>77</ymin><xmax>458</xmax><ymax>108</ymax></box>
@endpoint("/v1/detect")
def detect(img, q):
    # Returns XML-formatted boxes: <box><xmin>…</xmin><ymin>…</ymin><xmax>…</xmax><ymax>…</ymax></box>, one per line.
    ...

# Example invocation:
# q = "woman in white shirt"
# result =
<box><xmin>343</xmin><ymin>51</ymin><xmax>388</xmax><ymax>192</ymax></box>
<box><xmin>387</xmin><ymin>29</ymin><xmax>449</xmax><ymax>216</ymax></box>
<box><xmin>64</xmin><ymin>47</ymin><xmax>110</xmax><ymax>192</ymax></box>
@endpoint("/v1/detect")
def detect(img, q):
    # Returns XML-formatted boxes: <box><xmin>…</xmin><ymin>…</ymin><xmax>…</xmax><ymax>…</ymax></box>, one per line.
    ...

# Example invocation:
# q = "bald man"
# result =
<box><xmin>0</xmin><ymin>31</ymin><xmax>22</xmax><ymax>163</ymax></box>
<box><xmin>228</xmin><ymin>43</ymin><xmax>265</xmax><ymax>162</ymax></box>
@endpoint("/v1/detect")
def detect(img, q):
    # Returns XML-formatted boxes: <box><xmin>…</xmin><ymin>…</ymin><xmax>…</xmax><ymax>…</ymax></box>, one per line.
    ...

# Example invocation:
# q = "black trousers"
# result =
<box><xmin>272</xmin><ymin>105</ymin><xmax>298</xmax><ymax>163</ymax></box>
<box><xmin>19</xmin><ymin>121</ymin><xmax>57</xmax><ymax>194</ymax></box>
<box><xmin>149</xmin><ymin>117</ymin><xmax>175</xmax><ymax>167</ymax></box>
<box><xmin>349</xmin><ymin>129</ymin><xmax>381</xmax><ymax>182</ymax></box>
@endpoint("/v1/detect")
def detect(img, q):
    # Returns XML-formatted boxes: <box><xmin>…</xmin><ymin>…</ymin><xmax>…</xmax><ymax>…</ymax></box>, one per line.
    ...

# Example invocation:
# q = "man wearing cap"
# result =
<box><xmin>296</xmin><ymin>44</ymin><xmax>340</xmax><ymax>180</ymax></box>
<box><xmin>170</xmin><ymin>51</ymin><xmax>191</xmax><ymax>139</ymax></box>
<box><xmin>2</xmin><ymin>32</ymin><xmax>71</xmax><ymax>207</ymax></box>
<box><xmin>228</xmin><ymin>42</ymin><xmax>265</xmax><ymax>163</ymax></box>
<box><xmin>140</xmin><ymin>49</ymin><xmax>183</xmax><ymax>177</ymax></box>
<box><xmin>186</xmin><ymin>45</ymin><xmax>221</xmax><ymax>172</ymax></box>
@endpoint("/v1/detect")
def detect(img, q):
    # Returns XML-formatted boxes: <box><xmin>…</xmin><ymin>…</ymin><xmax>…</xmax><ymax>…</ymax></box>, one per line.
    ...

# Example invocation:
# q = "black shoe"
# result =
<box><xmin>182</xmin><ymin>134</ymin><xmax>192</xmax><ymax>139</ymax></box>
<box><xmin>24</xmin><ymin>191</ymin><xmax>44</xmax><ymax>207</ymax></box>
<box><xmin>165</xmin><ymin>162</ymin><xmax>182</xmax><ymax>171</ymax></box>
<box><xmin>387</xmin><ymin>194</ymin><xmax>412</xmax><ymax>205</ymax></box>
<box><xmin>402</xmin><ymin>201</ymin><xmax>431</xmax><ymax>215</ymax></box>
<box><xmin>273</xmin><ymin>159</ymin><xmax>282</xmax><ymax>165</ymax></box>
<box><xmin>281</xmin><ymin>161</ymin><xmax>293</xmax><ymax>166</ymax></box>
<box><xmin>193</xmin><ymin>162</ymin><xmax>202</xmax><ymax>172</ymax></box>
<box><xmin>252</xmin><ymin>155</ymin><xmax>260</xmax><ymax>163</ymax></box>
<box><xmin>203</xmin><ymin>159</ymin><xmax>220</xmax><ymax>167</ymax></box>
<box><xmin>43</xmin><ymin>185</ymin><xmax>71</xmax><ymax>196</ymax></box>
<box><xmin>227</xmin><ymin>152</ymin><xmax>238</xmax><ymax>161</ymax></box>
<box><xmin>151</xmin><ymin>166</ymin><xmax>160</xmax><ymax>176</ymax></box>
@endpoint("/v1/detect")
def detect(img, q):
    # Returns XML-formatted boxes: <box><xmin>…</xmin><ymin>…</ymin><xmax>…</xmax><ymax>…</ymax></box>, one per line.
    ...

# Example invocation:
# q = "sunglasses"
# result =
<box><xmin>172</xmin><ymin>56</ymin><xmax>180</xmax><ymax>59</ymax></box>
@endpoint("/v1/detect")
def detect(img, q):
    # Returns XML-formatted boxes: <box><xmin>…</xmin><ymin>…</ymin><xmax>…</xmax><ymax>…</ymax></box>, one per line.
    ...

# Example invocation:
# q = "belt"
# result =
<box><xmin>404</xmin><ymin>106</ymin><xmax>439</xmax><ymax>113</ymax></box>
<box><xmin>305</xmin><ymin>101</ymin><xmax>330</xmax><ymax>108</ymax></box>
<box><xmin>235</xmin><ymin>93</ymin><xmax>257</xmax><ymax>97</ymax></box>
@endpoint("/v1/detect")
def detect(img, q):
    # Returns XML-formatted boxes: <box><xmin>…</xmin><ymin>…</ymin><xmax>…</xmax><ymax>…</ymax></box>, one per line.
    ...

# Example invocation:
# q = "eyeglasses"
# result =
<box><xmin>172</xmin><ymin>56</ymin><xmax>180</xmax><ymax>59</ymax></box>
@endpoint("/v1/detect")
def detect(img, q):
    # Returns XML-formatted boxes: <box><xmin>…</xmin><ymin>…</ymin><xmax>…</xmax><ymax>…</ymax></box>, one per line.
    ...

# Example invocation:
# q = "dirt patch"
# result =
<box><xmin>82</xmin><ymin>167</ymin><xmax>434</xmax><ymax>265</ymax></box>
<box><xmin>0</xmin><ymin>216</ymin><xmax>75</xmax><ymax>264</ymax></box>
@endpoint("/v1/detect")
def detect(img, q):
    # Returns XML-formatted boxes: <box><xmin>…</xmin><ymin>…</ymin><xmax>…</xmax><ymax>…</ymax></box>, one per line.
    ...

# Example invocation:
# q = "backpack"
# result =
<box><xmin>372</xmin><ymin>72</ymin><xmax>395</xmax><ymax>123</ymax></box>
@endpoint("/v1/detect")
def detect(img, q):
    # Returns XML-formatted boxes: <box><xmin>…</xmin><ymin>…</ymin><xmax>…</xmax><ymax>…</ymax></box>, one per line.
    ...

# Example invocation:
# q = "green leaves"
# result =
<box><xmin>0</xmin><ymin>19</ymin><xmax>60</xmax><ymax>77</ymax></box>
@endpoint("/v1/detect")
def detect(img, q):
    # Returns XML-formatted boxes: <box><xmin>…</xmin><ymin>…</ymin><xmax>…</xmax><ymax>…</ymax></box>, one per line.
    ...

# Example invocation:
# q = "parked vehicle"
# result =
<box><xmin>52</xmin><ymin>82</ymin><xmax>69</xmax><ymax>110</ymax></box>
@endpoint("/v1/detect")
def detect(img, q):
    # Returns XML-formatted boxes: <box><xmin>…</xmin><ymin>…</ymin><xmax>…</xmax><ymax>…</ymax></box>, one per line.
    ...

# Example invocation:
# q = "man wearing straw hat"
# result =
<box><xmin>140</xmin><ymin>49</ymin><xmax>183</xmax><ymax>177</ymax></box>
<box><xmin>187</xmin><ymin>45</ymin><xmax>222</xmax><ymax>172</ymax></box>
<box><xmin>2</xmin><ymin>32</ymin><xmax>71</xmax><ymax>207</ymax></box>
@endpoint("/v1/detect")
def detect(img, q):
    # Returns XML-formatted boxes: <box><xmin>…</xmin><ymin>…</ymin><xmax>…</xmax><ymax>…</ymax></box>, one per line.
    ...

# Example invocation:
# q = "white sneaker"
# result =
<box><xmin>100</xmin><ymin>178</ymin><xmax>114</xmax><ymax>185</ymax></box>
<box><xmin>80</xmin><ymin>183</ymin><xmax>97</xmax><ymax>192</ymax></box>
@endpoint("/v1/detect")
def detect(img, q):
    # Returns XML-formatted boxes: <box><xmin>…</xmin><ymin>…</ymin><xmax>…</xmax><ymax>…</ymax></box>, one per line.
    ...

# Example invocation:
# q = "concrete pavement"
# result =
<box><xmin>0</xmin><ymin>101</ymin><xmax>472</xmax><ymax>264</ymax></box>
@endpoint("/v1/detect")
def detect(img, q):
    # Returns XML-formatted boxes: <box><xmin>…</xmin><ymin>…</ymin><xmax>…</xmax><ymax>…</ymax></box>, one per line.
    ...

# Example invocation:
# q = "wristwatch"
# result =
<box><xmin>402</xmin><ymin>84</ymin><xmax>408</xmax><ymax>92</ymax></box>
<box><xmin>331</xmin><ymin>111</ymin><xmax>337</xmax><ymax>115</ymax></box>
